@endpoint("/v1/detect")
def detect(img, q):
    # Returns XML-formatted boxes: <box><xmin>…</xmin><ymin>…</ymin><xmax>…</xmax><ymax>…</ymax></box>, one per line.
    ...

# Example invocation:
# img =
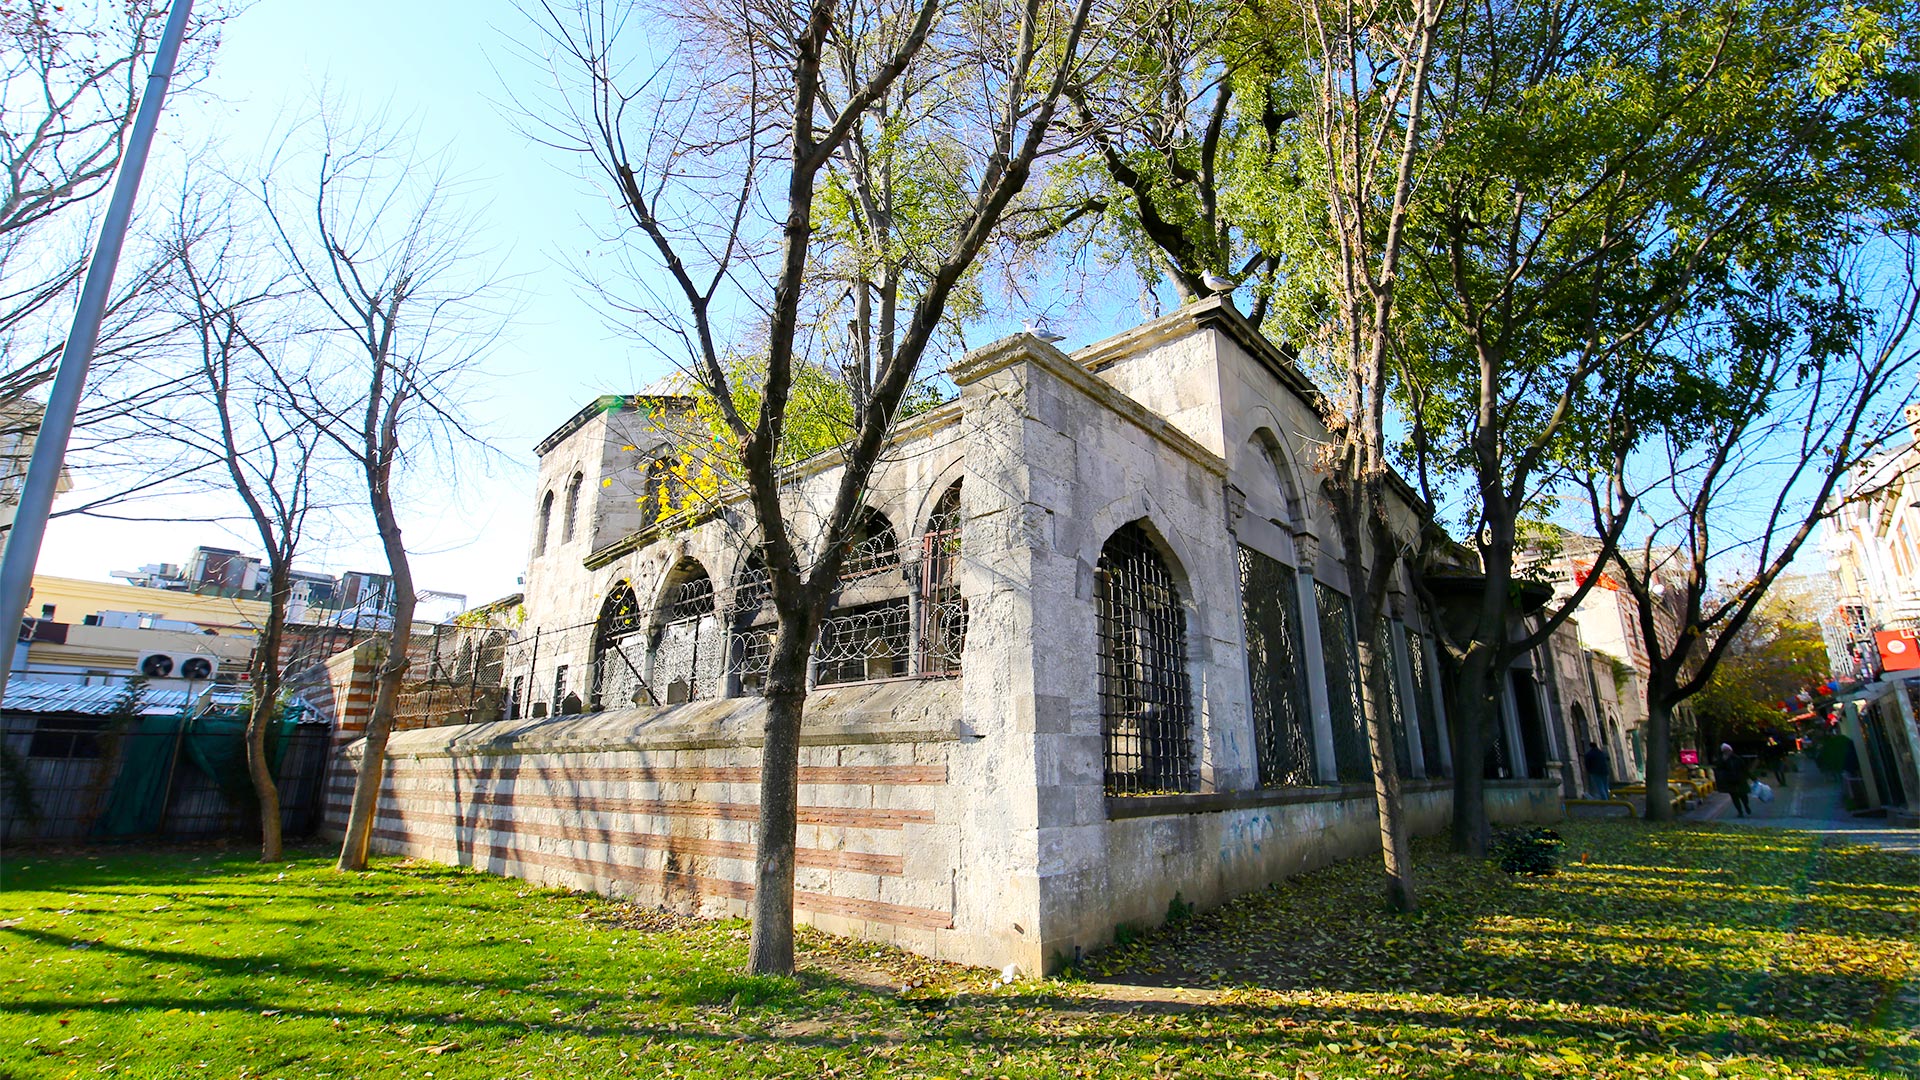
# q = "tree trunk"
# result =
<box><xmin>748</xmin><ymin>629</ymin><xmax>812</xmax><ymax>976</ymax></box>
<box><xmin>748</xmin><ymin>687</ymin><xmax>806</xmax><ymax>975</ymax></box>
<box><xmin>1644</xmin><ymin>695</ymin><xmax>1675</xmax><ymax>822</ymax></box>
<box><xmin>338</xmin><ymin>522</ymin><xmax>418</xmax><ymax>871</ymax></box>
<box><xmin>1356</xmin><ymin>609</ymin><xmax>1416</xmax><ymax>910</ymax></box>
<box><xmin>248</xmin><ymin>564</ymin><xmax>289</xmax><ymax>862</ymax></box>
<box><xmin>1448</xmin><ymin>646</ymin><xmax>1496</xmax><ymax>856</ymax></box>
<box><xmin>336</xmin><ymin>640</ymin><xmax>404</xmax><ymax>870</ymax></box>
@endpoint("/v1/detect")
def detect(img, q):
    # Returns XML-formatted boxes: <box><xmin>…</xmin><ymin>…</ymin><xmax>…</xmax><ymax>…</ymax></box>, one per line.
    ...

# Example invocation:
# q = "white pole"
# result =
<box><xmin>0</xmin><ymin>0</ymin><xmax>197</xmax><ymax>706</ymax></box>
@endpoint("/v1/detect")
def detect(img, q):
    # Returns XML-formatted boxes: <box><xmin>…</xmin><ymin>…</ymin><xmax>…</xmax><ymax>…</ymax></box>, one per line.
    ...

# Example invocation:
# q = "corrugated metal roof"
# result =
<box><xmin>2</xmin><ymin>680</ymin><xmax>250</xmax><ymax>716</ymax></box>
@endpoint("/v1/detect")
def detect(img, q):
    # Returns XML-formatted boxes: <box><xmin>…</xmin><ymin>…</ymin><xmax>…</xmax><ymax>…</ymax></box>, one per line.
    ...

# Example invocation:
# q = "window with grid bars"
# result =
<box><xmin>1404</xmin><ymin>627</ymin><xmax>1449</xmax><ymax>777</ymax></box>
<box><xmin>590</xmin><ymin>582</ymin><xmax>650</xmax><ymax>709</ymax></box>
<box><xmin>1238</xmin><ymin>546</ymin><xmax>1315</xmax><ymax>786</ymax></box>
<box><xmin>919</xmin><ymin>480</ymin><xmax>966</xmax><ymax>677</ymax></box>
<box><xmin>815</xmin><ymin>599</ymin><xmax>910</xmax><ymax>685</ymax></box>
<box><xmin>649</xmin><ymin>561</ymin><xmax>718</xmax><ymax>704</ymax></box>
<box><xmin>728</xmin><ymin>550</ymin><xmax>775</xmax><ymax>694</ymax></box>
<box><xmin>839</xmin><ymin>508</ymin><xmax>901</xmax><ymax>583</ymax></box>
<box><xmin>1372</xmin><ymin>622</ymin><xmax>1413</xmax><ymax>777</ymax></box>
<box><xmin>1316</xmin><ymin>582</ymin><xmax>1369</xmax><ymax>783</ymax></box>
<box><xmin>1098</xmin><ymin>522</ymin><xmax>1196</xmax><ymax>795</ymax></box>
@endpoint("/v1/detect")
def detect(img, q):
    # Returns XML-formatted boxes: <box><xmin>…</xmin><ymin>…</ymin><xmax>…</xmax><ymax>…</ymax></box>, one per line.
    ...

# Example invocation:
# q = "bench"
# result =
<box><xmin>1565</xmin><ymin>797</ymin><xmax>1637</xmax><ymax>818</ymax></box>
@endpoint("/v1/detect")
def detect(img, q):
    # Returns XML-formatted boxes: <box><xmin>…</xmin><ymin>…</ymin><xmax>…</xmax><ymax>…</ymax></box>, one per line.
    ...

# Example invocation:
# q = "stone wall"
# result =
<box><xmin>321</xmin><ymin>681</ymin><xmax>1005</xmax><ymax>966</ymax></box>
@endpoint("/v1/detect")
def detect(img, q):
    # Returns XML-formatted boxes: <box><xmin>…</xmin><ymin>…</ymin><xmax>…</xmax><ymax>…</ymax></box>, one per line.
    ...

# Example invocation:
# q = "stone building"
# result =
<box><xmin>324</xmin><ymin>300</ymin><xmax>1558</xmax><ymax>973</ymax></box>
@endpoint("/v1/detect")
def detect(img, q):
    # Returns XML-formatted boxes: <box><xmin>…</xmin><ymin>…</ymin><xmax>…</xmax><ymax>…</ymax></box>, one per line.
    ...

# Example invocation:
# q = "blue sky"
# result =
<box><xmin>35</xmin><ymin>0</ymin><xmax>1135</xmax><ymax>607</ymax></box>
<box><xmin>39</xmin><ymin>0</ymin><xmax>675</xmax><ymax>604</ymax></box>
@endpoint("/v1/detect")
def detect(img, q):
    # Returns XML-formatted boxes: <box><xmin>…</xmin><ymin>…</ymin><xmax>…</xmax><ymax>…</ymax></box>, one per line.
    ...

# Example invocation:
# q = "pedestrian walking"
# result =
<box><xmin>1583</xmin><ymin>741</ymin><xmax>1612</xmax><ymax>800</ymax></box>
<box><xmin>1762</xmin><ymin>728</ymin><xmax>1791</xmax><ymax>786</ymax></box>
<box><xmin>1714</xmin><ymin>742</ymin><xmax>1753</xmax><ymax>817</ymax></box>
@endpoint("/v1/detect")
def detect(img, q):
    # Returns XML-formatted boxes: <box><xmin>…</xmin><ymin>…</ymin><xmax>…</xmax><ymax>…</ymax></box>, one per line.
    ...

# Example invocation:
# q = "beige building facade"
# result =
<box><xmin>325</xmin><ymin>302</ymin><xmax>1559</xmax><ymax>973</ymax></box>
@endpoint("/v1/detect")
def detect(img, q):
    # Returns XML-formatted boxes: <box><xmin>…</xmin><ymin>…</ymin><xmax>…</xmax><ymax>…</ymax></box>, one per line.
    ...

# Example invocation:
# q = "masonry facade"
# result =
<box><xmin>324</xmin><ymin>301</ymin><xmax>1559</xmax><ymax>973</ymax></box>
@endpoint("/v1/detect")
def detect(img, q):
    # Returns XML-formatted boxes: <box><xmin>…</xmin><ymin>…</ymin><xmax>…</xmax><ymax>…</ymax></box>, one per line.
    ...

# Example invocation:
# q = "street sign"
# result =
<box><xmin>1875</xmin><ymin>629</ymin><xmax>1920</xmax><ymax>671</ymax></box>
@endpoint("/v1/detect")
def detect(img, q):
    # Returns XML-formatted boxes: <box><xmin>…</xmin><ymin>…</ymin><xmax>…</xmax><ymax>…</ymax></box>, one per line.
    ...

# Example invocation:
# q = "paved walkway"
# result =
<box><xmin>1685</xmin><ymin>764</ymin><xmax>1920</xmax><ymax>854</ymax></box>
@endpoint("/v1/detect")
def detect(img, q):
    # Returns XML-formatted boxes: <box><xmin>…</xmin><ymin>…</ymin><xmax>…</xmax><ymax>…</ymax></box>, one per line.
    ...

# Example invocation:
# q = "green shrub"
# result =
<box><xmin>1491</xmin><ymin>826</ymin><xmax>1562</xmax><ymax>876</ymax></box>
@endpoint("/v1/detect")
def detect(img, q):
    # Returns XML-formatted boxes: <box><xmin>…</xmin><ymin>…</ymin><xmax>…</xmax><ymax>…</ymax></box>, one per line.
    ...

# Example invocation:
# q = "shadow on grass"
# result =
<box><xmin>1078</xmin><ymin>823</ymin><xmax>1917</xmax><ymax>1034</ymax></box>
<box><xmin>2</xmin><ymin>981</ymin><xmax>1899</xmax><ymax>1074</ymax></box>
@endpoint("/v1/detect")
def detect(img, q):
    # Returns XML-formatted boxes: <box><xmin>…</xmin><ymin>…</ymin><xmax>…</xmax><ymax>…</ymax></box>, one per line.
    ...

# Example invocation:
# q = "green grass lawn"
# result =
<box><xmin>1</xmin><ymin>821</ymin><xmax>1915</xmax><ymax>1079</ymax></box>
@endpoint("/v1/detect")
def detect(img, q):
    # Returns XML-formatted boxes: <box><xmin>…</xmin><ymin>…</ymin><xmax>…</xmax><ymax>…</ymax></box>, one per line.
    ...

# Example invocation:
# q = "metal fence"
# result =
<box><xmin>0</xmin><ymin>717</ymin><xmax>333</xmax><ymax>845</ymax></box>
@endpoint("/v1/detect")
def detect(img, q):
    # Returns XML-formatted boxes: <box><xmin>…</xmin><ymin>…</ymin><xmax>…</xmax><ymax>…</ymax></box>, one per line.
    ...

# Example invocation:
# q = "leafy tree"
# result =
<box><xmin>1383</xmin><ymin>0</ymin><xmax>1920</xmax><ymax>835</ymax></box>
<box><xmin>1688</xmin><ymin>597</ymin><xmax>1829</xmax><ymax>743</ymax></box>
<box><xmin>1581</xmin><ymin>227</ymin><xmax>1920</xmax><ymax>809</ymax></box>
<box><xmin>523</xmin><ymin>0</ymin><xmax>1098</xmax><ymax>974</ymax></box>
<box><xmin>1063</xmin><ymin>0</ymin><xmax>1918</xmax><ymax>848</ymax></box>
<box><xmin>1065</xmin><ymin>0</ymin><xmax>1448</xmax><ymax>906</ymax></box>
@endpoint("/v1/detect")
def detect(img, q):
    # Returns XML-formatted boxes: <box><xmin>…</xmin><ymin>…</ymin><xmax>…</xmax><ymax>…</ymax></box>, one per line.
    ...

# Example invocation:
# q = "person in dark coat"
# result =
<box><xmin>1714</xmin><ymin>742</ymin><xmax>1753</xmax><ymax>817</ymax></box>
<box><xmin>1583</xmin><ymin>741</ymin><xmax>1612</xmax><ymax>800</ymax></box>
<box><xmin>1761</xmin><ymin>728</ymin><xmax>1791</xmax><ymax>785</ymax></box>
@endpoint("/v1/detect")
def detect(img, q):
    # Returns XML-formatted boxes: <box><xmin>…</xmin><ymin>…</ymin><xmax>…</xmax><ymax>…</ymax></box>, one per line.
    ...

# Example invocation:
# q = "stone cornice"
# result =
<box><xmin>581</xmin><ymin>399</ymin><xmax>967</xmax><ymax>572</ymax></box>
<box><xmin>1073</xmin><ymin>297</ymin><xmax>1328</xmax><ymax>419</ymax></box>
<box><xmin>953</xmin><ymin>333</ymin><xmax>1228</xmax><ymax>478</ymax></box>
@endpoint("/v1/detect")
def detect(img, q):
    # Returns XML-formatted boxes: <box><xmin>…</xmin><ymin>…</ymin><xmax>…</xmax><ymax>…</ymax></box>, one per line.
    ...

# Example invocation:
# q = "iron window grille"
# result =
<box><xmin>730</xmin><ymin>624</ymin><xmax>776</xmax><ymax>692</ymax></box>
<box><xmin>590</xmin><ymin>583</ymin><xmax>653</xmax><ymax>710</ymax></box>
<box><xmin>918</xmin><ymin>481</ymin><xmax>966</xmax><ymax>677</ymax></box>
<box><xmin>1404</xmin><ymin>628</ymin><xmax>1449</xmax><ymax>777</ymax></box>
<box><xmin>651</xmin><ymin>565</ymin><xmax>718</xmax><ymax>704</ymax></box>
<box><xmin>733</xmin><ymin>549</ymin><xmax>772</xmax><ymax>614</ymax></box>
<box><xmin>1375</xmin><ymin>622</ymin><xmax>1413</xmax><ymax>777</ymax></box>
<box><xmin>1098</xmin><ymin>523</ymin><xmax>1196</xmax><ymax>795</ymax></box>
<box><xmin>839</xmin><ymin>509</ymin><xmax>901</xmax><ymax>584</ymax></box>
<box><xmin>1316</xmin><ymin>582</ymin><xmax>1370</xmax><ymax>783</ymax></box>
<box><xmin>1487</xmin><ymin>702</ymin><xmax>1515</xmax><ymax>778</ymax></box>
<box><xmin>1237</xmin><ymin>545</ymin><xmax>1315</xmax><ymax>786</ymax></box>
<box><xmin>815</xmin><ymin>599</ymin><xmax>911</xmax><ymax>685</ymax></box>
<box><xmin>726</xmin><ymin>551</ymin><xmax>776</xmax><ymax>694</ymax></box>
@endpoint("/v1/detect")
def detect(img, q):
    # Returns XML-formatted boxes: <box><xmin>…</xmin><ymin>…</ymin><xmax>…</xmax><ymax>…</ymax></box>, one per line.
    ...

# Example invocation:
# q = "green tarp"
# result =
<box><xmin>92</xmin><ymin>710</ymin><xmax>298</xmax><ymax>837</ymax></box>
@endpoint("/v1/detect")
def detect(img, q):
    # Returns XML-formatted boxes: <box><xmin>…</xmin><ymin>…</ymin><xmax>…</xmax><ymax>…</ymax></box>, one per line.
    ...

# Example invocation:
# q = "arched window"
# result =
<box><xmin>919</xmin><ymin>480</ymin><xmax>965</xmax><ymax>676</ymax></box>
<box><xmin>1097</xmin><ymin>521</ymin><xmax>1195</xmax><ymax>794</ymax></box>
<box><xmin>591</xmin><ymin>582</ymin><xmax>649</xmax><ymax>710</ymax></box>
<box><xmin>839</xmin><ymin>508</ymin><xmax>900</xmax><ymax>582</ymax></box>
<box><xmin>1246</xmin><ymin>430</ymin><xmax>1301</xmax><ymax>530</ymax></box>
<box><xmin>641</xmin><ymin>458</ymin><xmax>687</xmax><ymax>528</ymax></box>
<box><xmin>649</xmin><ymin>559</ymin><xmax>717</xmax><ymax>704</ymax></box>
<box><xmin>1405</xmin><ymin>628</ymin><xmax>1447</xmax><ymax>778</ymax></box>
<box><xmin>816</xmin><ymin>509</ymin><xmax>910</xmax><ymax>685</ymax></box>
<box><xmin>536</xmin><ymin>490</ymin><xmax>555</xmax><ymax>555</ymax></box>
<box><xmin>562</xmin><ymin>472</ymin><xmax>584</xmax><ymax>544</ymax></box>
<box><xmin>1238</xmin><ymin>544</ymin><xmax>1313</xmax><ymax>785</ymax></box>
<box><xmin>728</xmin><ymin>549</ymin><xmax>774</xmax><ymax>695</ymax></box>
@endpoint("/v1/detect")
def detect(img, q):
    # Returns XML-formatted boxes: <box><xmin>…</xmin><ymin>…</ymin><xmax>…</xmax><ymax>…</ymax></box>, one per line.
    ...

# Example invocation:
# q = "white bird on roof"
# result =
<box><xmin>1022</xmin><ymin>317</ymin><xmax>1065</xmax><ymax>343</ymax></box>
<box><xmin>1201</xmin><ymin>270</ymin><xmax>1237</xmax><ymax>294</ymax></box>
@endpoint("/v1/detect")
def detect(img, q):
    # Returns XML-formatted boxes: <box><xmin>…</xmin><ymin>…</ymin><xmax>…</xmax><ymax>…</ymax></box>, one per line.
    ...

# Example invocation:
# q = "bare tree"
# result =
<box><xmin>144</xmin><ymin>183</ymin><xmax>328</xmax><ymax>860</ymax></box>
<box><xmin>523</xmin><ymin>0</ymin><xmax>1097</xmax><ymax>974</ymax></box>
<box><xmin>0</xmin><ymin>0</ymin><xmax>222</xmax><ymax>425</ymax></box>
<box><xmin>248</xmin><ymin>107</ymin><xmax>505</xmax><ymax>872</ymax></box>
<box><xmin>1583</xmin><ymin>232</ymin><xmax>1920</xmax><ymax>817</ymax></box>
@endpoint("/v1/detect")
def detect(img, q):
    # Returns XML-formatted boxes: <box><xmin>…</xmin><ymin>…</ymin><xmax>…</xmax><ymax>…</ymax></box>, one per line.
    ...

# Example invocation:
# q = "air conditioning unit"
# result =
<box><xmin>137</xmin><ymin>652</ymin><xmax>220</xmax><ymax>681</ymax></box>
